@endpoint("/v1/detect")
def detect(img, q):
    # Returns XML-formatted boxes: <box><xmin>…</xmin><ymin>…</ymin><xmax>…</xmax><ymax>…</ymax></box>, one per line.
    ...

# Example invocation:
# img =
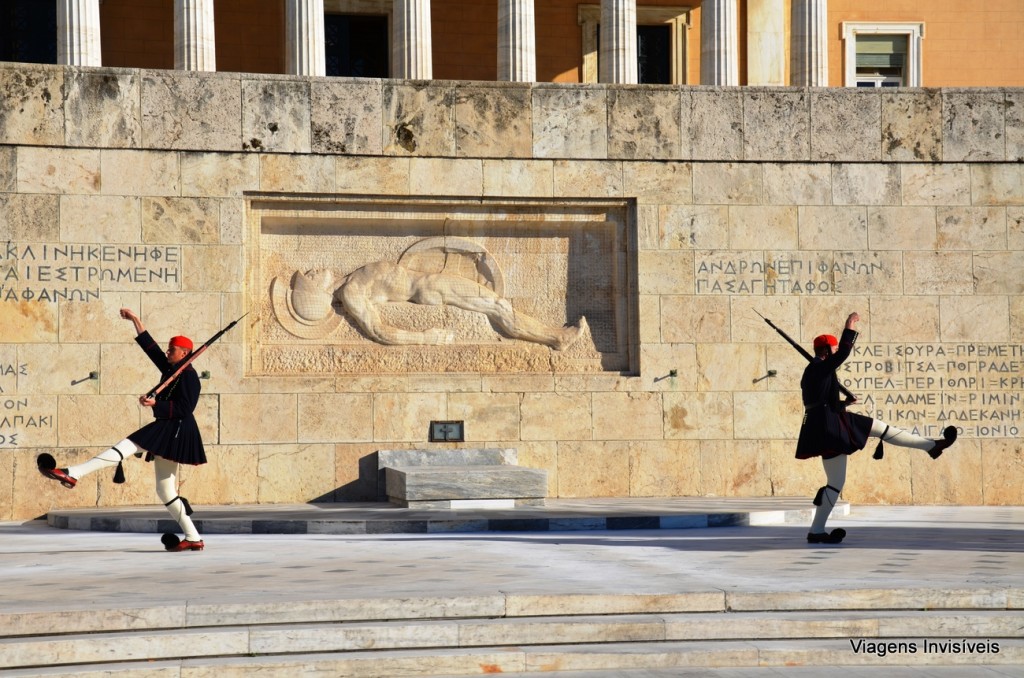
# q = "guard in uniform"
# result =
<box><xmin>39</xmin><ymin>308</ymin><xmax>207</xmax><ymax>552</ymax></box>
<box><xmin>797</xmin><ymin>312</ymin><xmax>957</xmax><ymax>544</ymax></box>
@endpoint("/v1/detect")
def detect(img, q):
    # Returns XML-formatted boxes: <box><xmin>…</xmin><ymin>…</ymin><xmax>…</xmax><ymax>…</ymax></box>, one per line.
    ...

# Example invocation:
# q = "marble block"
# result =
<box><xmin>377</xmin><ymin>448</ymin><xmax>518</xmax><ymax>470</ymax></box>
<box><xmin>455</xmin><ymin>84</ymin><xmax>533</xmax><ymax>158</ymax></box>
<box><xmin>385</xmin><ymin>465</ymin><xmax>547</xmax><ymax>507</ymax></box>
<box><xmin>607</xmin><ymin>86</ymin><xmax>681</xmax><ymax>160</ymax></box>
<box><xmin>0</xmin><ymin>65</ymin><xmax>64</xmax><ymax>146</ymax></box>
<box><xmin>65</xmin><ymin>69</ymin><xmax>141</xmax><ymax>148</ymax></box>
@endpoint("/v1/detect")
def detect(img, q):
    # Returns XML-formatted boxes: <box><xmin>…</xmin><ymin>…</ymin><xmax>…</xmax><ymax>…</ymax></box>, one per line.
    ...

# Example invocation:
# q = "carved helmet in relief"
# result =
<box><xmin>289</xmin><ymin>269</ymin><xmax>336</xmax><ymax>322</ymax></box>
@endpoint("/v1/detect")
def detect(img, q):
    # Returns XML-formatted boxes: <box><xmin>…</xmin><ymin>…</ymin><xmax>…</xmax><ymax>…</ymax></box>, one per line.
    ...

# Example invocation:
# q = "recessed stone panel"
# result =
<box><xmin>249</xmin><ymin>197</ymin><xmax>633</xmax><ymax>375</ymax></box>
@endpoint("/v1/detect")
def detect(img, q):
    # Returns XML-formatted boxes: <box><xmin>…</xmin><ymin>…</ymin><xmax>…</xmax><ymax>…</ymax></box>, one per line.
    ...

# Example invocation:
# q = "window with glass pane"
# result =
<box><xmin>855</xmin><ymin>34</ymin><xmax>907</xmax><ymax>87</ymax></box>
<box><xmin>0</xmin><ymin>0</ymin><xmax>56</xmax><ymax>65</ymax></box>
<box><xmin>325</xmin><ymin>13</ymin><xmax>389</xmax><ymax>78</ymax></box>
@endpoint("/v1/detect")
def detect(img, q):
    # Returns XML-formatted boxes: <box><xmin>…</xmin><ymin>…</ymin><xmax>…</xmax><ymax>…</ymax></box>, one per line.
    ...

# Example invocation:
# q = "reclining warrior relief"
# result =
<box><xmin>271</xmin><ymin>236</ymin><xmax>588</xmax><ymax>350</ymax></box>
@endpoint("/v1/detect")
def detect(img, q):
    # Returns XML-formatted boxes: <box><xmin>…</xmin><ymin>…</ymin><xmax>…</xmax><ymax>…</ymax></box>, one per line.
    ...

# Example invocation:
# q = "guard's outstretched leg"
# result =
<box><xmin>37</xmin><ymin>453</ymin><xmax>77</xmax><ymax>489</ymax></box>
<box><xmin>928</xmin><ymin>426</ymin><xmax>958</xmax><ymax>459</ymax></box>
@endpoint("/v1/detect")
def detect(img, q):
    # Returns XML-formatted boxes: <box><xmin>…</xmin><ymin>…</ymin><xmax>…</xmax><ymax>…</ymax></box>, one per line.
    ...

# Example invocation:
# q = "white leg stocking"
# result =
<box><xmin>66</xmin><ymin>439</ymin><xmax>140</xmax><ymax>480</ymax></box>
<box><xmin>154</xmin><ymin>456</ymin><xmax>201</xmax><ymax>542</ymax></box>
<box><xmin>810</xmin><ymin>454</ymin><xmax>847</xmax><ymax>533</ymax></box>
<box><xmin>869</xmin><ymin>419</ymin><xmax>935</xmax><ymax>452</ymax></box>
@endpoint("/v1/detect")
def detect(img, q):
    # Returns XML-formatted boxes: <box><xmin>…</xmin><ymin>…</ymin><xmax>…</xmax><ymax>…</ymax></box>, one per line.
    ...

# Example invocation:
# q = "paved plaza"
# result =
<box><xmin>1</xmin><ymin>502</ymin><xmax>1022</xmax><ymax>675</ymax></box>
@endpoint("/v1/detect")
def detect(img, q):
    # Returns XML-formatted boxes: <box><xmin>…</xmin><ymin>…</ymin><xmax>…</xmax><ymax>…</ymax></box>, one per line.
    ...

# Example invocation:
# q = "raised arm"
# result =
<box><xmin>120</xmin><ymin>308</ymin><xmax>145</xmax><ymax>335</ymax></box>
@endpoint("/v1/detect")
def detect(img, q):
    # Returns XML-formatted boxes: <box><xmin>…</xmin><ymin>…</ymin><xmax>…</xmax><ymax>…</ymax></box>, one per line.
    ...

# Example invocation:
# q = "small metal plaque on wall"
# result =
<box><xmin>429</xmin><ymin>420</ymin><xmax>465</xmax><ymax>442</ymax></box>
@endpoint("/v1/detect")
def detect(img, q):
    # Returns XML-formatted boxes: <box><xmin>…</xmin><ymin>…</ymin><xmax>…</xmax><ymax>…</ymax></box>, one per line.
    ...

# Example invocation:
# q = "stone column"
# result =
<box><xmin>56</xmin><ymin>0</ymin><xmax>102</xmax><ymax>67</ymax></box>
<box><xmin>746</xmin><ymin>0</ymin><xmax>785</xmax><ymax>85</ymax></box>
<box><xmin>700</xmin><ymin>0</ymin><xmax>738</xmax><ymax>85</ymax></box>
<box><xmin>286</xmin><ymin>0</ymin><xmax>326</xmax><ymax>77</ymax></box>
<box><xmin>175</xmin><ymin>0</ymin><xmax>217</xmax><ymax>71</ymax></box>
<box><xmin>791</xmin><ymin>0</ymin><xmax>828</xmax><ymax>86</ymax></box>
<box><xmin>394</xmin><ymin>0</ymin><xmax>433</xmax><ymax>80</ymax></box>
<box><xmin>498</xmin><ymin>0</ymin><xmax>536</xmax><ymax>82</ymax></box>
<box><xmin>599</xmin><ymin>0</ymin><xmax>637</xmax><ymax>84</ymax></box>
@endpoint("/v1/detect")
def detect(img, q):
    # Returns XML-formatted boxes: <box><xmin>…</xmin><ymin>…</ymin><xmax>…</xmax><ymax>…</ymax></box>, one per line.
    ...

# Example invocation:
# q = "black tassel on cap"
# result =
<box><xmin>113</xmin><ymin>462</ymin><xmax>126</xmax><ymax>484</ymax></box>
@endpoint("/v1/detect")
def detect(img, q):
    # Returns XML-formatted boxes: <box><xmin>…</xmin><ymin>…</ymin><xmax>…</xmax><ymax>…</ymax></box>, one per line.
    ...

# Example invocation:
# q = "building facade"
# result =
<box><xmin>2</xmin><ymin>1</ymin><xmax>1022</xmax><ymax>87</ymax></box>
<box><xmin>0</xmin><ymin>1</ymin><xmax>1022</xmax><ymax>520</ymax></box>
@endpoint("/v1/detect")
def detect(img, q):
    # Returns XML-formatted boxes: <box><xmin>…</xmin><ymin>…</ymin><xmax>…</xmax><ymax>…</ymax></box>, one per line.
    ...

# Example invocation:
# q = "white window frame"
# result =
<box><xmin>578</xmin><ymin>5</ymin><xmax>692</xmax><ymax>84</ymax></box>
<box><xmin>841</xmin><ymin>22</ymin><xmax>924</xmax><ymax>88</ymax></box>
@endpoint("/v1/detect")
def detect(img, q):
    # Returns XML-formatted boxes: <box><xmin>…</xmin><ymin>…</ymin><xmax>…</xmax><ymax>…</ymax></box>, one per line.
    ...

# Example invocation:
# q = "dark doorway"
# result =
<box><xmin>0</xmin><ymin>0</ymin><xmax>57</xmax><ymax>64</ymax></box>
<box><xmin>325</xmin><ymin>13</ymin><xmax>389</xmax><ymax>78</ymax></box>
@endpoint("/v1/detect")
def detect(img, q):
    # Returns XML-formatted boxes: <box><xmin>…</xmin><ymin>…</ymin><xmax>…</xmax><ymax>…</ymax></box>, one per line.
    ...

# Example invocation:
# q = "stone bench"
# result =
<box><xmin>378</xmin><ymin>448</ymin><xmax>547</xmax><ymax>509</ymax></box>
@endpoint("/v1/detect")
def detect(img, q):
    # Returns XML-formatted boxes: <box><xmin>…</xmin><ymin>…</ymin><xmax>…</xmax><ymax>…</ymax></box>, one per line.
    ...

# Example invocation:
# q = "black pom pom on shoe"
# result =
<box><xmin>928</xmin><ymin>425</ymin><xmax>958</xmax><ymax>459</ymax></box>
<box><xmin>37</xmin><ymin>453</ymin><xmax>56</xmax><ymax>471</ymax></box>
<box><xmin>161</xmin><ymin>533</ymin><xmax>181</xmax><ymax>551</ymax></box>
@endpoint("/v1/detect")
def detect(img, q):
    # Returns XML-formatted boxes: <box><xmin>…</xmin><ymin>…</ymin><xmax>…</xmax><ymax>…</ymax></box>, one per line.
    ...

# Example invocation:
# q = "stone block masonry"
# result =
<box><xmin>0</xmin><ymin>61</ymin><xmax>1022</xmax><ymax>519</ymax></box>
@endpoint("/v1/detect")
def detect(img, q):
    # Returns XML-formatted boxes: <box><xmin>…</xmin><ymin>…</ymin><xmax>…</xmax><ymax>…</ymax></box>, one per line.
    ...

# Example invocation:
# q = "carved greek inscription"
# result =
<box><xmin>843</xmin><ymin>344</ymin><xmax>1023</xmax><ymax>438</ymax></box>
<box><xmin>0</xmin><ymin>243</ymin><xmax>182</xmax><ymax>302</ymax></box>
<box><xmin>0</xmin><ymin>362</ymin><xmax>55</xmax><ymax>447</ymax></box>
<box><xmin>695</xmin><ymin>252</ymin><xmax>885</xmax><ymax>295</ymax></box>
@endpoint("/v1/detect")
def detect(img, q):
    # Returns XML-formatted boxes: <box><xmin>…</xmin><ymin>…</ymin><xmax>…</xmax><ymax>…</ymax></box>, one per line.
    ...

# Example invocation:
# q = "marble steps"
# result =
<box><xmin>1</xmin><ymin>609</ymin><xmax>1020</xmax><ymax>674</ymax></box>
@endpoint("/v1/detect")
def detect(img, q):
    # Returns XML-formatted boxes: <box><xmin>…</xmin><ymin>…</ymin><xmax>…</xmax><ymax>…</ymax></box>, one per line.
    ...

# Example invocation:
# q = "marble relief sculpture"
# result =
<box><xmin>271</xmin><ymin>236</ymin><xmax>588</xmax><ymax>350</ymax></box>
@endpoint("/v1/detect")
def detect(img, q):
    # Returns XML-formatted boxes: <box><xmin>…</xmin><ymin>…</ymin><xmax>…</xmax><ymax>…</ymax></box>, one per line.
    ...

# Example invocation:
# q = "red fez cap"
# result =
<box><xmin>169</xmin><ymin>335</ymin><xmax>193</xmax><ymax>351</ymax></box>
<box><xmin>813</xmin><ymin>334</ymin><xmax>838</xmax><ymax>350</ymax></box>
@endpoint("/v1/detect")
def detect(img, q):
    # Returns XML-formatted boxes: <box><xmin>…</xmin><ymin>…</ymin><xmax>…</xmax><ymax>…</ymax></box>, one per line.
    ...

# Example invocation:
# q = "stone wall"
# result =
<box><xmin>1</xmin><ymin>62</ymin><xmax>1022</xmax><ymax>520</ymax></box>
